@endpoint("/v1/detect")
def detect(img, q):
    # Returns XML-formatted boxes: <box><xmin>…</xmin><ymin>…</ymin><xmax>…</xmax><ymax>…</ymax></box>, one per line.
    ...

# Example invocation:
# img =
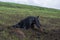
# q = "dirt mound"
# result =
<box><xmin>8</xmin><ymin>27</ymin><xmax>60</xmax><ymax>40</ymax></box>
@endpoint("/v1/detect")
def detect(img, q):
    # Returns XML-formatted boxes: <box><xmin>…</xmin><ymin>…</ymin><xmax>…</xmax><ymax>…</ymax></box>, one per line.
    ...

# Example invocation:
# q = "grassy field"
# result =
<box><xmin>0</xmin><ymin>2</ymin><xmax>60</xmax><ymax>40</ymax></box>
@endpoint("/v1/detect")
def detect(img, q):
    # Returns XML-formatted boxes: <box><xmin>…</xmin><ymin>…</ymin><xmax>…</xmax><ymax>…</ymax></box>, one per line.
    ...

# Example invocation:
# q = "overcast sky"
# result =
<box><xmin>0</xmin><ymin>0</ymin><xmax>60</xmax><ymax>9</ymax></box>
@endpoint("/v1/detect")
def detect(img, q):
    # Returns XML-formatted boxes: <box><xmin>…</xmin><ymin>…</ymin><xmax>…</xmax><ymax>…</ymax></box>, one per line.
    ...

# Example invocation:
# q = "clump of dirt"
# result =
<box><xmin>41</xmin><ymin>29</ymin><xmax>60</xmax><ymax>40</ymax></box>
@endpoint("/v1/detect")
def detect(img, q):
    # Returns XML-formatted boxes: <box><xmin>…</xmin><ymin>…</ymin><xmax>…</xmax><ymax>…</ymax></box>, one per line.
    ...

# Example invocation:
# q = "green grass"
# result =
<box><xmin>0</xmin><ymin>2</ymin><xmax>60</xmax><ymax>18</ymax></box>
<box><xmin>0</xmin><ymin>2</ymin><xmax>60</xmax><ymax>40</ymax></box>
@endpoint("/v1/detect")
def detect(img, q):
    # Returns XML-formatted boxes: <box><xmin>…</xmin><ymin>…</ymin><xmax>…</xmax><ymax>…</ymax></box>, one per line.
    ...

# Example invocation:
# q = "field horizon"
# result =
<box><xmin>0</xmin><ymin>2</ymin><xmax>60</xmax><ymax>40</ymax></box>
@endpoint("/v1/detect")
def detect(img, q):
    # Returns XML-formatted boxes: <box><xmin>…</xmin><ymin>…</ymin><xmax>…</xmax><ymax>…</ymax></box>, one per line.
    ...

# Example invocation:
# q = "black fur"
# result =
<box><xmin>12</xmin><ymin>16</ymin><xmax>41</xmax><ymax>29</ymax></box>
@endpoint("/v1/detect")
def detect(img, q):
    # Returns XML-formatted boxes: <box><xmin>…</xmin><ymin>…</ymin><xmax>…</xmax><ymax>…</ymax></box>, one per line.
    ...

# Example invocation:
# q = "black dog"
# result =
<box><xmin>12</xmin><ymin>16</ymin><xmax>41</xmax><ymax>30</ymax></box>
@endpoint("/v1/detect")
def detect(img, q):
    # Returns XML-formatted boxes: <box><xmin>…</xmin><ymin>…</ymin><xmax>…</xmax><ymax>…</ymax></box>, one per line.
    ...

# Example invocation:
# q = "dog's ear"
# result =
<box><xmin>37</xmin><ymin>16</ymin><xmax>39</xmax><ymax>18</ymax></box>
